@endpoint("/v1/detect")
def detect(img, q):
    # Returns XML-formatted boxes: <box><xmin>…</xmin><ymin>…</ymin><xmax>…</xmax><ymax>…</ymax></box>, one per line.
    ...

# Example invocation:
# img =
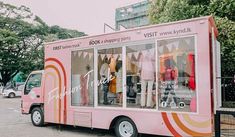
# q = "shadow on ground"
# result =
<box><xmin>45</xmin><ymin>123</ymin><xmax>167</xmax><ymax>137</ymax></box>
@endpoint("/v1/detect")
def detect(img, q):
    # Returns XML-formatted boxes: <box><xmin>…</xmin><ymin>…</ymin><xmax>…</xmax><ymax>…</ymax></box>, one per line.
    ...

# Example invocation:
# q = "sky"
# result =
<box><xmin>1</xmin><ymin>0</ymin><xmax>144</xmax><ymax>35</ymax></box>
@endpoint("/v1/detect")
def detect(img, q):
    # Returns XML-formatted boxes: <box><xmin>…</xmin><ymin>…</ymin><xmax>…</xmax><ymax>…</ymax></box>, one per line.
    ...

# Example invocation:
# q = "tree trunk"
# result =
<box><xmin>1</xmin><ymin>77</ymin><xmax>10</xmax><ymax>86</ymax></box>
<box><xmin>0</xmin><ymin>72</ymin><xmax>12</xmax><ymax>86</ymax></box>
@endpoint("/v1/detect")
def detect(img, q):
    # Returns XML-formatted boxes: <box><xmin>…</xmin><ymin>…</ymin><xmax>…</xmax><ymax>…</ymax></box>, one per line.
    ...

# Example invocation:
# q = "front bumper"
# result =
<box><xmin>21</xmin><ymin>109</ymin><xmax>29</xmax><ymax>115</ymax></box>
<box><xmin>2</xmin><ymin>93</ymin><xmax>8</xmax><ymax>97</ymax></box>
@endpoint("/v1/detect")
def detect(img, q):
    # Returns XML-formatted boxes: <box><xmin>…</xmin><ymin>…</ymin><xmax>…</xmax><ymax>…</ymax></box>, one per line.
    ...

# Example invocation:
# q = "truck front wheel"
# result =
<box><xmin>31</xmin><ymin>107</ymin><xmax>44</xmax><ymax>126</ymax></box>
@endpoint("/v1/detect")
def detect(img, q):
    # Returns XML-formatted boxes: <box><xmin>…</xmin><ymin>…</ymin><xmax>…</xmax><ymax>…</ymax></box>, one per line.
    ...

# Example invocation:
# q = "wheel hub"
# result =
<box><xmin>119</xmin><ymin>121</ymin><xmax>134</xmax><ymax>137</ymax></box>
<box><xmin>33</xmin><ymin>111</ymin><xmax>41</xmax><ymax>124</ymax></box>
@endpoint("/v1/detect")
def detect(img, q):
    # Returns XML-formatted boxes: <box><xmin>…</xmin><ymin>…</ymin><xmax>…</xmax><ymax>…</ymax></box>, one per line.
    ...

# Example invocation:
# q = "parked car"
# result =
<box><xmin>0</xmin><ymin>83</ymin><xmax>4</xmax><ymax>94</ymax></box>
<box><xmin>2</xmin><ymin>84</ymin><xmax>24</xmax><ymax>98</ymax></box>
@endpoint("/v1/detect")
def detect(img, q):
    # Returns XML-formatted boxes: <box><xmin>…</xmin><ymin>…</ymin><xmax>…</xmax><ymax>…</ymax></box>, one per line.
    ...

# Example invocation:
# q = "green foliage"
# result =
<box><xmin>149</xmin><ymin>0</ymin><xmax>235</xmax><ymax>77</ymax></box>
<box><xmin>149</xmin><ymin>0</ymin><xmax>210</xmax><ymax>24</ymax></box>
<box><xmin>188</xmin><ymin>0</ymin><xmax>210</xmax><ymax>5</ymax></box>
<box><xmin>215</xmin><ymin>17</ymin><xmax>235</xmax><ymax>76</ymax></box>
<box><xmin>209</xmin><ymin>0</ymin><xmax>235</xmax><ymax>21</ymax></box>
<box><xmin>0</xmin><ymin>2</ymin><xmax>86</xmax><ymax>85</ymax></box>
<box><xmin>0</xmin><ymin>16</ymin><xmax>45</xmax><ymax>85</ymax></box>
<box><xmin>48</xmin><ymin>25</ymin><xmax>86</xmax><ymax>40</ymax></box>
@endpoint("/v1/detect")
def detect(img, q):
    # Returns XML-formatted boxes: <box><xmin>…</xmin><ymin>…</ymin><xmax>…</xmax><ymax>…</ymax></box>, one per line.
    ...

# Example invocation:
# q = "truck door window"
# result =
<box><xmin>24</xmin><ymin>73</ymin><xmax>42</xmax><ymax>95</ymax></box>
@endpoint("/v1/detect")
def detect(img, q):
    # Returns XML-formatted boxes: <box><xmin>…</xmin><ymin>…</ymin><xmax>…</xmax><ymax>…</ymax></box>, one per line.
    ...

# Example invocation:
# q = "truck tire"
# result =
<box><xmin>31</xmin><ymin>107</ymin><xmax>44</xmax><ymax>126</ymax></box>
<box><xmin>115</xmin><ymin>117</ymin><xmax>138</xmax><ymax>137</ymax></box>
<box><xmin>9</xmin><ymin>93</ymin><xmax>15</xmax><ymax>98</ymax></box>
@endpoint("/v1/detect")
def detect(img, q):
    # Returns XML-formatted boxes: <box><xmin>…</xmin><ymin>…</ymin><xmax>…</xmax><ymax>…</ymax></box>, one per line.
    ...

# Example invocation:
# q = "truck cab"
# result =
<box><xmin>21</xmin><ymin>70</ymin><xmax>44</xmax><ymax>126</ymax></box>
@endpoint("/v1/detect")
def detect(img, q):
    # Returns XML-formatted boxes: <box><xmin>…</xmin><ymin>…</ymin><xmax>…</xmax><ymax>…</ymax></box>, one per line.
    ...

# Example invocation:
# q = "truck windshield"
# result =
<box><xmin>24</xmin><ymin>73</ymin><xmax>42</xmax><ymax>95</ymax></box>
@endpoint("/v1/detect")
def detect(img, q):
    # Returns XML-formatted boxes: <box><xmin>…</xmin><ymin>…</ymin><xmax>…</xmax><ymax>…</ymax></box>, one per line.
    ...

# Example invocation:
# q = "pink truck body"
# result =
<box><xmin>21</xmin><ymin>16</ymin><xmax>220</xmax><ymax>137</ymax></box>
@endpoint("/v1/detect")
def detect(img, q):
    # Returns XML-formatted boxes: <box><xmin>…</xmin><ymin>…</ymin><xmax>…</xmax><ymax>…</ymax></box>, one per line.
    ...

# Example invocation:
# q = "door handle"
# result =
<box><xmin>36</xmin><ymin>95</ymin><xmax>40</xmax><ymax>98</ymax></box>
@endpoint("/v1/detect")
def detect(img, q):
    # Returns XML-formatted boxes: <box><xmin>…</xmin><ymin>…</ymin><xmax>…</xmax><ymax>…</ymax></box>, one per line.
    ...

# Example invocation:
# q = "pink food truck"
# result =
<box><xmin>21</xmin><ymin>16</ymin><xmax>221</xmax><ymax>137</ymax></box>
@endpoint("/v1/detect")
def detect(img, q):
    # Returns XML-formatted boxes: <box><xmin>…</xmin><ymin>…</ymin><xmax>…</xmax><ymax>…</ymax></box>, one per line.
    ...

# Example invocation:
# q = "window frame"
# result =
<box><xmin>95</xmin><ymin>45</ymin><xmax>124</xmax><ymax>107</ymax></box>
<box><xmin>155</xmin><ymin>34</ymin><xmax>198</xmax><ymax>114</ymax></box>
<box><xmin>69</xmin><ymin>35</ymin><xmax>198</xmax><ymax>114</ymax></box>
<box><xmin>24</xmin><ymin>73</ymin><xmax>42</xmax><ymax>95</ymax></box>
<box><xmin>70</xmin><ymin>47</ymin><xmax>95</xmax><ymax>107</ymax></box>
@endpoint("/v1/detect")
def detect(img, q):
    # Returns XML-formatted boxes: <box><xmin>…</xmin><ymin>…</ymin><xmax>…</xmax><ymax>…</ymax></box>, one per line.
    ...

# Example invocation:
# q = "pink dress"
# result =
<box><xmin>80</xmin><ymin>74</ymin><xmax>89</xmax><ymax>106</ymax></box>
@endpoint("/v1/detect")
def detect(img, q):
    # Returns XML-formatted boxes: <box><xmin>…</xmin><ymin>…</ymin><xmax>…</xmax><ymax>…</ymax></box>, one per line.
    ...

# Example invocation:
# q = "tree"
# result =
<box><xmin>0</xmin><ymin>16</ymin><xmax>45</xmax><ymax>85</ymax></box>
<box><xmin>149</xmin><ymin>0</ymin><xmax>235</xmax><ymax>77</ymax></box>
<box><xmin>0</xmin><ymin>2</ymin><xmax>86</xmax><ymax>86</ymax></box>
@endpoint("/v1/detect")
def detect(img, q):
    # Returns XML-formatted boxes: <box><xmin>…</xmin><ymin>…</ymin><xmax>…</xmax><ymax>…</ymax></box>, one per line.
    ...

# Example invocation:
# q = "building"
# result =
<box><xmin>115</xmin><ymin>0</ymin><xmax>151</xmax><ymax>30</ymax></box>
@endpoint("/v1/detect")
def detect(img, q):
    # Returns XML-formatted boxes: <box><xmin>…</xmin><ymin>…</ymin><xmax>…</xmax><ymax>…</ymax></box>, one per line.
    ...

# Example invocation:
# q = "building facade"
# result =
<box><xmin>115</xmin><ymin>0</ymin><xmax>151</xmax><ymax>30</ymax></box>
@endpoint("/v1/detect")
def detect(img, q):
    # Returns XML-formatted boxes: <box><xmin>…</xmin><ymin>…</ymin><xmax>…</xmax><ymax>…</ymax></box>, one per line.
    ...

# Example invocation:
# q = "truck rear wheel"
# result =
<box><xmin>31</xmin><ymin>107</ymin><xmax>44</xmax><ymax>126</ymax></box>
<box><xmin>115</xmin><ymin>117</ymin><xmax>138</xmax><ymax>137</ymax></box>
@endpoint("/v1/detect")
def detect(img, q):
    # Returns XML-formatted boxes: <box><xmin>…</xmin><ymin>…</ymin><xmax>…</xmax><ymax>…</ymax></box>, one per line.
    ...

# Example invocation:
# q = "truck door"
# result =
<box><xmin>21</xmin><ymin>73</ymin><xmax>42</xmax><ymax>114</ymax></box>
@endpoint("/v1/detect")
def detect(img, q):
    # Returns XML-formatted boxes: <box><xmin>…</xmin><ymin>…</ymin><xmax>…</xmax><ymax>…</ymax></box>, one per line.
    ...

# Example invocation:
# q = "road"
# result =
<box><xmin>0</xmin><ymin>96</ymin><xmax>158</xmax><ymax>137</ymax></box>
<box><xmin>1</xmin><ymin>95</ymin><xmax>235</xmax><ymax>137</ymax></box>
<box><xmin>0</xmin><ymin>96</ymin><xmax>115</xmax><ymax>137</ymax></box>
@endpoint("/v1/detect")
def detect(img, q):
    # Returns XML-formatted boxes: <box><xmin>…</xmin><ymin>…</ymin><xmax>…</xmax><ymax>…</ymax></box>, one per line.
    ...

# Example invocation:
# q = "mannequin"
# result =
<box><xmin>115</xmin><ymin>61</ymin><xmax>123</xmax><ymax>106</ymax></box>
<box><xmin>161</xmin><ymin>58</ymin><xmax>178</xmax><ymax>108</ymax></box>
<box><xmin>80</xmin><ymin>75</ymin><xmax>88</xmax><ymax>105</ymax></box>
<box><xmin>80</xmin><ymin>65</ymin><xmax>90</xmax><ymax>106</ymax></box>
<box><xmin>99</xmin><ymin>57</ymin><xmax>110</xmax><ymax>105</ymax></box>
<box><xmin>138</xmin><ymin>45</ymin><xmax>155</xmax><ymax>108</ymax></box>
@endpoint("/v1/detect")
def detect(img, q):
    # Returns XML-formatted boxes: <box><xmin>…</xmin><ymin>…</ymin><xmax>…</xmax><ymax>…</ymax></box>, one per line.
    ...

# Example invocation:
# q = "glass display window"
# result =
<box><xmin>126</xmin><ymin>43</ymin><xmax>156</xmax><ymax>109</ymax></box>
<box><xmin>97</xmin><ymin>47</ymin><xmax>123</xmax><ymax>107</ymax></box>
<box><xmin>157</xmin><ymin>36</ymin><xmax>197</xmax><ymax>112</ymax></box>
<box><xmin>71</xmin><ymin>48</ymin><xmax>94</xmax><ymax>106</ymax></box>
<box><xmin>70</xmin><ymin>36</ymin><xmax>196</xmax><ymax>112</ymax></box>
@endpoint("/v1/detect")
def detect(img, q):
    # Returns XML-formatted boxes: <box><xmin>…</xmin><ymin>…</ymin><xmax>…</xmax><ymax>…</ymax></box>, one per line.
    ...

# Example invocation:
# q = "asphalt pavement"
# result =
<box><xmin>0</xmin><ymin>95</ymin><xmax>159</xmax><ymax>137</ymax></box>
<box><xmin>0</xmin><ymin>96</ymin><xmax>115</xmax><ymax>137</ymax></box>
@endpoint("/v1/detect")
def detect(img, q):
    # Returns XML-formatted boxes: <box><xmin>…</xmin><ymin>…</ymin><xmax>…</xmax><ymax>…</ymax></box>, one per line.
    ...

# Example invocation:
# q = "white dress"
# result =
<box><xmin>116</xmin><ymin>69</ymin><xmax>122</xmax><ymax>93</ymax></box>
